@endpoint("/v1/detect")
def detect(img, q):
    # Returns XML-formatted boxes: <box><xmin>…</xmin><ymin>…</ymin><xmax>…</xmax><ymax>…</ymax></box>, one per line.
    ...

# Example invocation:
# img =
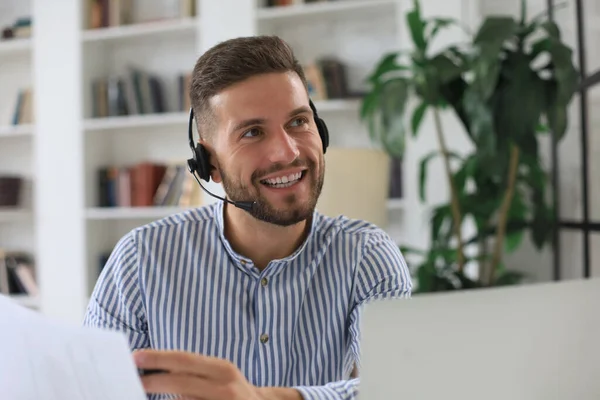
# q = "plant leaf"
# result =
<box><xmin>474</xmin><ymin>58</ymin><xmax>501</xmax><ymax>100</ymax></box>
<box><xmin>541</xmin><ymin>20</ymin><xmax>561</xmax><ymax>40</ymax></box>
<box><xmin>463</xmin><ymin>88</ymin><xmax>495</xmax><ymax>155</ymax></box>
<box><xmin>546</xmin><ymin>98</ymin><xmax>568</xmax><ymax>140</ymax></box>
<box><xmin>438</xmin><ymin>76</ymin><xmax>472</xmax><ymax>141</ymax></box>
<box><xmin>453</xmin><ymin>154</ymin><xmax>478</xmax><ymax>192</ymax></box>
<box><xmin>470</xmin><ymin>17</ymin><xmax>518</xmax><ymax>105</ymax></box>
<box><xmin>430</xmin><ymin>53</ymin><xmax>467</xmax><ymax>84</ymax></box>
<box><xmin>416</xmin><ymin>263</ymin><xmax>436</xmax><ymax>292</ymax></box>
<box><xmin>505</xmin><ymin>230</ymin><xmax>524</xmax><ymax>253</ymax></box>
<box><xmin>411</xmin><ymin>101</ymin><xmax>428</xmax><ymax>136</ymax></box>
<box><xmin>474</xmin><ymin>16</ymin><xmax>518</xmax><ymax>59</ymax></box>
<box><xmin>360</xmin><ymin>81</ymin><xmax>382</xmax><ymax>120</ymax></box>
<box><xmin>426</xmin><ymin>17</ymin><xmax>456</xmax><ymax>43</ymax></box>
<box><xmin>379</xmin><ymin>78</ymin><xmax>410</xmax><ymax>157</ymax></box>
<box><xmin>366</xmin><ymin>52</ymin><xmax>409</xmax><ymax>84</ymax></box>
<box><xmin>493</xmin><ymin>52</ymin><xmax>546</xmax><ymax>144</ymax></box>
<box><xmin>529</xmin><ymin>37</ymin><xmax>551</xmax><ymax>62</ymax></box>
<box><xmin>406</xmin><ymin>1</ymin><xmax>427</xmax><ymax>52</ymax></box>
<box><xmin>530</xmin><ymin>203</ymin><xmax>554</xmax><ymax>249</ymax></box>
<box><xmin>430</xmin><ymin>204</ymin><xmax>453</xmax><ymax>245</ymax></box>
<box><xmin>547</xmin><ymin>40</ymin><xmax>579</xmax><ymax>106</ymax></box>
<box><xmin>542</xmin><ymin>79</ymin><xmax>569</xmax><ymax>141</ymax></box>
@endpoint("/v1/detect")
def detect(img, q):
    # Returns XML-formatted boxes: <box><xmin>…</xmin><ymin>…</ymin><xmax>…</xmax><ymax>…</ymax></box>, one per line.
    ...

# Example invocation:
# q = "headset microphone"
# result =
<box><xmin>186</xmin><ymin>98</ymin><xmax>329</xmax><ymax>212</ymax></box>
<box><xmin>186</xmin><ymin>159</ymin><xmax>255</xmax><ymax>212</ymax></box>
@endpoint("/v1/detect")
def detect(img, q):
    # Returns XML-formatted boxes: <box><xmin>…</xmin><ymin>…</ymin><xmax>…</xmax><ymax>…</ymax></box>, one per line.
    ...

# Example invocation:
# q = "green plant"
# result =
<box><xmin>360</xmin><ymin>0</ymin><xmax>579</xmax><ymax>292</ymax></box>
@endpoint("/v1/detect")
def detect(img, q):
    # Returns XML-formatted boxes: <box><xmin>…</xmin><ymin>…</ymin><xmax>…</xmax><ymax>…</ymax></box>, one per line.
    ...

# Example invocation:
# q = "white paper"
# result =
<box><xmin>0</xmin><ymin>294</ymin><xmax>147</xmax><ymax>400</ymax></box>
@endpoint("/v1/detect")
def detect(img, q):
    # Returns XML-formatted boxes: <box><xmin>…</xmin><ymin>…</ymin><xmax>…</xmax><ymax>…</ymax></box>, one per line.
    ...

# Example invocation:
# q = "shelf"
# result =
<box><xmin>9</xmin><ymin>294</ymin><xmax>40</xmax><ymax>309</ymax></box>
<box><xmin>0</xmin><ymin>38</ymin><xmax>32</xmax><ymax>56</ymax></box>
<box><xmin>313</xmin><ymin>98</ymin><xmax>361</xmax><ymax>112</ymax></box>
<box><xmin>257</xmin><ymin>0</ymin><xmax>396</xmax><ymax>21</ymax></box>
<box><xmin>86</xmin><ymin>206</ymin><xmax>197</xmax><ymax>220</ymax></box>
<box><xmin>0</xmin><ymin>124</ymin><xmax>34</xmax><ymax>138</ymax></box>
<box><xmin>83</xmin><ymin>112</ymin><xmax>188</xmax><ymax>131</ymax></box>
<box><xmin>81</xmin><ymin>17</ymin><xmax>198</xmax><ymax>43</ymax></box>
<box><xmin>387</xmin><ymin>198</ymin><xmax>405</xmax><ymax>211</ymax></box>
<box><xmin>0</xmin><ymin>209</ymin><xmax>33</xmax><ymax>222</ymax></box>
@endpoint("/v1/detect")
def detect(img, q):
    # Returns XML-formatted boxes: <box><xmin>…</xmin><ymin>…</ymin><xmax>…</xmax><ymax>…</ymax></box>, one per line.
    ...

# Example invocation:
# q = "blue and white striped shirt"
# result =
<box><xmin>83</xmin><ymin>201</ymin><xmax>412</xmax><ymax>399</ymax></box>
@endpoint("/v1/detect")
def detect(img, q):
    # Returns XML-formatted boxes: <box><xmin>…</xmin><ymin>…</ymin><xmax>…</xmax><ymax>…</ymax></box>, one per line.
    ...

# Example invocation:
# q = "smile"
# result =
<box><xmin>260</xmin><ymin>171</ymin><xmax>306</xmax><ymax>189</ymax></box>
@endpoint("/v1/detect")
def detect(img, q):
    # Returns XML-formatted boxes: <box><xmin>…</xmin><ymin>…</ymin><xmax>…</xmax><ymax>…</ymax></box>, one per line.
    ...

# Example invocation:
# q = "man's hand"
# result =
<box><xmin>133</xmin><ymin>349</ymin><xmax>302</xmax><ymax>400</ymax></box>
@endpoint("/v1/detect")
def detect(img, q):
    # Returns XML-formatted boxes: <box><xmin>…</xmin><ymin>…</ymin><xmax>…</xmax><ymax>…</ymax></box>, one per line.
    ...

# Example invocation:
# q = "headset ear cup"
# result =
<box><xmin>194</xmin><ymin>144</ymin><xmax>212</xmax><ymax>182</ymax></box>
<box><xmin>316</xmin><ymin>117</ymin><xmax>329</xmax><ymax>153</ymax></box>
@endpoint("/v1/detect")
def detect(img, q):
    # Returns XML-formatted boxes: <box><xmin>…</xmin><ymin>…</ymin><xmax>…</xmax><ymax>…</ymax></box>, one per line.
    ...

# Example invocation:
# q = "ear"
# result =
<box><xmin>202</xmin><ymin>140</ymin><xmax>222</xmax><ymax>183</ymax></box>
<box><xmin>211</xmin><ymin>165</ymin><xmax>223</xmax><ymax>184</ymax></box>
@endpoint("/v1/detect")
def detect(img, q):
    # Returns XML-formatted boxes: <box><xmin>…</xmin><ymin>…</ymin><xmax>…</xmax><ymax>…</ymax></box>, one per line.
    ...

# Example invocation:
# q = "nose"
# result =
<box><xmin>266</xmin><ymin>127</ymin><xmax>300</xmax><ymax>164</ymax></box>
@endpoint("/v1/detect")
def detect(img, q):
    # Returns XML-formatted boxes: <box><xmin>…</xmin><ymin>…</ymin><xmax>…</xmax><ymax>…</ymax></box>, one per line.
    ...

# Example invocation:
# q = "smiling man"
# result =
<box><xmin>83</xmin><ymin>36</ymin><xmax>412</xmax><ymax>400</ymax></box>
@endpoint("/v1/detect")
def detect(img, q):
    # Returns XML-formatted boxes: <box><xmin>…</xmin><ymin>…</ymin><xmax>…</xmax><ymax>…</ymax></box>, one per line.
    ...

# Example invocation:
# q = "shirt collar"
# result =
<box><xmin>212</xmin><ymin>200</ymin><xmax>319</xmax><ymax>268</ymax></box>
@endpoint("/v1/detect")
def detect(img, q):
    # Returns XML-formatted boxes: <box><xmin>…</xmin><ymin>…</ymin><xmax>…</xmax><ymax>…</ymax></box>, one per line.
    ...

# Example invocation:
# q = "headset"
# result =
<box><xmin>186</xmin><ymin>99</ymin><xmax>329</xmax><ymax>212</ymax></box>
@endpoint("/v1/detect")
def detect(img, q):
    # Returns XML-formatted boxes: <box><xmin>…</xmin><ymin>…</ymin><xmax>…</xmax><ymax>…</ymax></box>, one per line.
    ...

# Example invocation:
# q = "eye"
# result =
<box><xmin>242</xmin><ymin>127</ymin><xmax>261</xmax><ymax>138</ymax></box>
<box><xmin>289</xmin><ymin>116</ymin><xmax>309</xmax><ymax>128</ymax></box>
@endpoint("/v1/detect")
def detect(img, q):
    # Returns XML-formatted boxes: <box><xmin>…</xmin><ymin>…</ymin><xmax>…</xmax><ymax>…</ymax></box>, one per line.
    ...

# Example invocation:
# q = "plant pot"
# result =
<box><xmin>0</xmin><ymin>176</ymin><xmax>23</xmax><ymax>207</ymax></box>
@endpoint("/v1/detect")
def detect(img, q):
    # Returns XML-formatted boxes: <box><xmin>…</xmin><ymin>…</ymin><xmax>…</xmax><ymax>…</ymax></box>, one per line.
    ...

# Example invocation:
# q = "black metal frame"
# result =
<box><xmin>548</xmin><ymin>0</ymin><xmax>599</xmax><ymax>280</ymax></box>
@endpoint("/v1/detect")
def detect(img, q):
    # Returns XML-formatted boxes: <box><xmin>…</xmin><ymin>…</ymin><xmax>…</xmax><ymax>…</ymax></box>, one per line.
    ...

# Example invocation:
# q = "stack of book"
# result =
<box><xmin>96</xmin><ymin>161</ymin><xmax>203</xmax><ymax>208</ymax></box>
<box><xmin>91</xmin><ymin>67</ymin><xmax>190</xmax><ymax>118</ymax></box>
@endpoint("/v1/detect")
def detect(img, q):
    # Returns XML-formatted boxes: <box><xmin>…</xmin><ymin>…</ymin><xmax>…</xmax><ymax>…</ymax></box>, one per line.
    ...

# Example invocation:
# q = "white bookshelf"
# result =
<box><xmin>0</xmin><ymin>1</ymin><xmax>36</xmax><ymax>309</ymax></box>
<box><xmin>81</xmin><ymin>17</ymin><xmax>198</xmax><ymax>42</ymax></box>
<box><xmin>0</xmin><ymin>38</ymin><xmax>31</xmax><ymax>56</ymax></box>
<box><xmin>18</xmin><ymin>0</ymin><xmax>484</xmax><ymax>323</ymax></box>
<box><xmin>83</xmin><ymin>111</ymin><xmax>188</xmax><ymax>131</ymax></box>
<box><xmin>0</xmin><ymin>209</ymin><xmax>33</xmax><ymax>222</ymax></box>
<box><xmin>0</xmin><ymin>124</ymin><xmax>34</xmax><ymax>138</ymax></box>
<box><xmin>256</xmin><ymin>0</ymin><xmax>396</xmax><ymax>20</ymax></box>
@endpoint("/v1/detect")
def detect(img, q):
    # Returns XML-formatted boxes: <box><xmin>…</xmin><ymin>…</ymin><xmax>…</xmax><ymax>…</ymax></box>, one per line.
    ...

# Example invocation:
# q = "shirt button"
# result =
<box><xmin>260</xmin><ymin>334</ymin><xmax>269</xmax><ymax>344</ymax></box>
<box><xmin>261</xmin><ymin>278</ymin><xmax>268</xmax><ymax>287</ymax></box>
<box><xmin>240</xmin><ymin>259</ymin><xmax>247</xmax><ymax>265</ymax></box>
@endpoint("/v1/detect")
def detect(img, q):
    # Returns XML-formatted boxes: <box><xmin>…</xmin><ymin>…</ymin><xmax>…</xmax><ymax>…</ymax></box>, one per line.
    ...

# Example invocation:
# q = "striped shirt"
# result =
<box><xmin>83</xmin><ymin>201</ymin><xmax>412</xmax><ymax>400</ymax></box>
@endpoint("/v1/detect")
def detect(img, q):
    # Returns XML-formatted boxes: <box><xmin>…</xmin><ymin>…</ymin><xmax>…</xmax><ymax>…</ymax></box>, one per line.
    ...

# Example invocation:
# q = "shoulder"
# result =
<box><xmin>105</xmin><ymin>204</ymin><xmax>218</xmax><ymax>267</ymax></box>
<box><xmin>313</xmin><ymin>211</ymin><xmax>394</xmax><ymax>247</ymax></box>
<box><xmin>119</xmin><ymin>204</ymin><xmax>218</xmax><ymax>251</ymax></box>
<box><xmin>131</xmin><ymin>204</ymin><xmax>217</xmax><ymax>237</ymax></box>
<box><xmin>314</xmin><ymin>212</ymin><xmax>413</xmax><ymax>301</ymax></box>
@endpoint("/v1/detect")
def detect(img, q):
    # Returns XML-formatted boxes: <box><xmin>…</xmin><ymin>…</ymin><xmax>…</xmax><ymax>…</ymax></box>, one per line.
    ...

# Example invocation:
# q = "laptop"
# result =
<box><xmin>358</xmin><ymin>278</ymin><xmax>600</xmax><ymax>400</ymax></box>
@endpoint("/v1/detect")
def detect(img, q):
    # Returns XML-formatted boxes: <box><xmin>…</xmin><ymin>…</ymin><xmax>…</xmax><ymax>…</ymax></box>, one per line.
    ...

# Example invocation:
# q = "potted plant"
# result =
<box><xmin>360</xmin><ymin>0</ymin><xmax>579</xmax><ymax>292</ymax></box>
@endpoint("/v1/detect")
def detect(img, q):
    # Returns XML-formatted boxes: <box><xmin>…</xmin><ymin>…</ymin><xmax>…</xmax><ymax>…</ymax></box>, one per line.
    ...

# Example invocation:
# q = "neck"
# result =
<box><xmin>223</xmin><ymin>203</ymin><xmax>311</xmax><ymax>270</ymax></box>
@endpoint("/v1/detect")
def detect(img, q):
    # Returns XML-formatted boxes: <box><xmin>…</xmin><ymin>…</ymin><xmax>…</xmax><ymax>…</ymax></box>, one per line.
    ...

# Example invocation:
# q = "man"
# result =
<box><xmin>83</xmin><ymin>35</ymin><xmax>412</xmax><ymax>400</ymax></box>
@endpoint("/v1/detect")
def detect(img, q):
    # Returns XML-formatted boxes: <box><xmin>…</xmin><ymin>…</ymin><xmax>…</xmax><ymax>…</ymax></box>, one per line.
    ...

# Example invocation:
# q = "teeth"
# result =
<box><xmin>262</xmin><ymin>172</ymin><xmax>303</xmax><ymax>187</ymax></box>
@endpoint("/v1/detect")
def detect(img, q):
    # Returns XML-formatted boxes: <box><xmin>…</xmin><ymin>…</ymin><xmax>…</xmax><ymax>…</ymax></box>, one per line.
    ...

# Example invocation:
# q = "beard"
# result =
<box><xmin>219</xmin><ymin>157</ymin><xmax>324</xmax><ymax>227</ymax></box>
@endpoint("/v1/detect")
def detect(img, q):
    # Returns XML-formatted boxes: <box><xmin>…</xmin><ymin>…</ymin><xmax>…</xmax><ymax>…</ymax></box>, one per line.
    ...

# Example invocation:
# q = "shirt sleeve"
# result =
<box><xmin>293</xmin><ymin>230</ymin><xmax>412</xmax><ymax>400</ymax></box>
<box><xmin>82</xmin><ymin>231</ymin><xmax>149</xmax><ymax>351</ymax></box>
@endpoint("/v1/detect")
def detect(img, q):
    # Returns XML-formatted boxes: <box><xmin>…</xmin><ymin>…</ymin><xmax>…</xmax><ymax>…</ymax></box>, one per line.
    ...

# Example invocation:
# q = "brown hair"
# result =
<box><xmin>190</xmin><ymin>35</ymin><xmax>308</xmax><ymax>139</ymax></box>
